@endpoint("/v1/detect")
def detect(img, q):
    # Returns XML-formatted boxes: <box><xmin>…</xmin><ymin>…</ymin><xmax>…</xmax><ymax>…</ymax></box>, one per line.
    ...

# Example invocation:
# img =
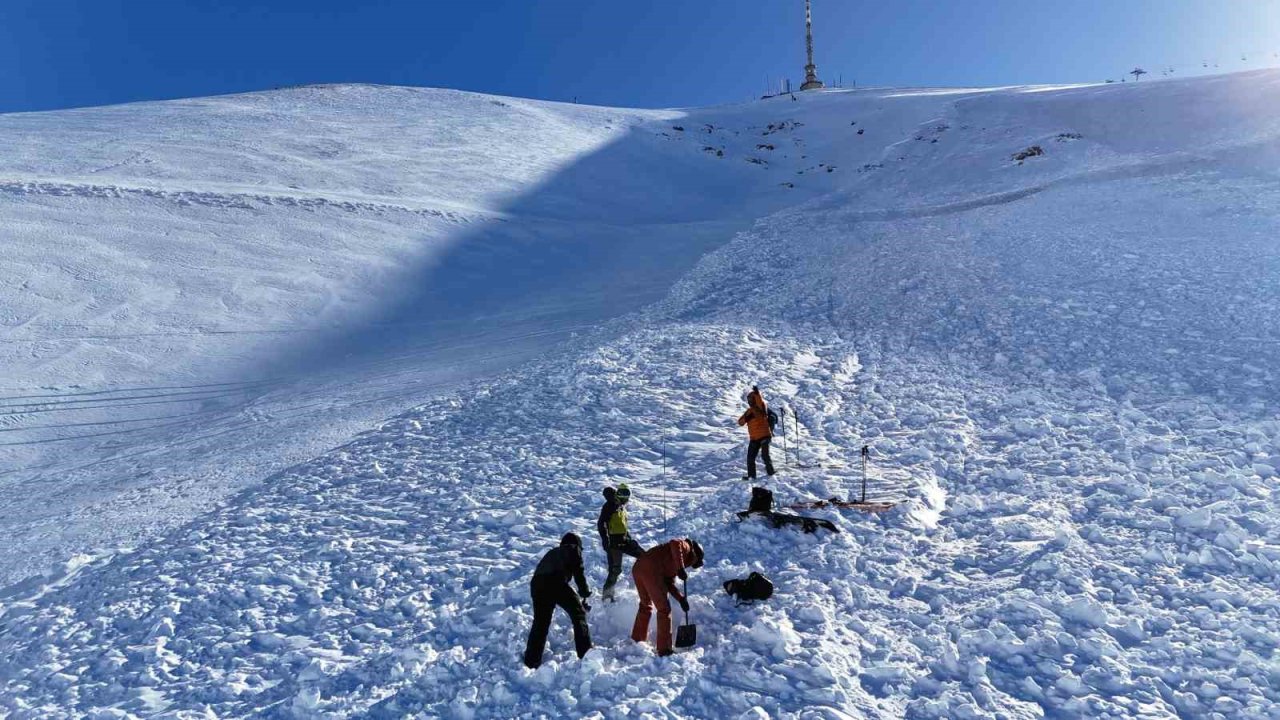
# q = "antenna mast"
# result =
<box><xmin>801</xmin><ymin>0</ymin><xmax>825</xmax><ymax>90</ymax></box>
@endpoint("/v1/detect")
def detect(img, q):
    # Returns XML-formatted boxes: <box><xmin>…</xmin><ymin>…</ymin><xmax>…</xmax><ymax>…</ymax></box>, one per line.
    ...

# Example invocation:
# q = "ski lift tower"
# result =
<box><xmin>800</xmin><ymin>0</ymin><xmax>825</xmax><ymax>90</ymax></box>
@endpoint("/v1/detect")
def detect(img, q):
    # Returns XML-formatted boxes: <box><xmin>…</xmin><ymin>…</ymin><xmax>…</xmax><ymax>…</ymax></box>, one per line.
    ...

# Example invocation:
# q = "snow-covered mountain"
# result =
<box><xmin>2</xmin><ymin>72</ymin><xmax>1279</xmax><ymax>718</ymax></box>
<box><xmin>0</xmin><ymin>83</ymin><xmax>944</xmax><ymax>587</ymax></box>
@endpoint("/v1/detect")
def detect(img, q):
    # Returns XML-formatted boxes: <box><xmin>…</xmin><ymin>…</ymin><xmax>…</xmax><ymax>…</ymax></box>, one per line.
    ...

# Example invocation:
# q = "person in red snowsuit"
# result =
<box><xmin>631</xmin><ymin>538</ymin><xmax>704</xmax><ymax>656</ymax></box>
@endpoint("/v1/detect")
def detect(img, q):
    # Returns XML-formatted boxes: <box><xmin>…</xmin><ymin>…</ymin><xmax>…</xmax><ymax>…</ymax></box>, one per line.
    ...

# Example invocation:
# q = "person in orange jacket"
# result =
<box><xmin>631</xmin><ymin>538</ymin><xmax>704</xmax><ymax>656</ymax></box>
<box><xmin>737</xmin><ymin>385</ymin><xmax>776</xmax><ymax>480</ymax></box>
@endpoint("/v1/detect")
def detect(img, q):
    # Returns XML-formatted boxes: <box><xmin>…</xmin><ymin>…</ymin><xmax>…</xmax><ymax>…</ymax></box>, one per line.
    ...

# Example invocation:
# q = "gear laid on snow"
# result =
<box><xmin>598</xmin><ymin>485</ymin><xmax>644</xmax><ymax>600</ymax></box>
<box><xmin>523</xmin><ymin>533</ymin><xmax>593</xmax><ymax>669</ymax></box>
<box><xmin>736</xmin><ymin>487</ymin><xmax>838</xmax><ymax>534</ymax></box>
<box><xmin>787</xmin><ymin>497</ymin><xmax>896</xmax><ymax>513</ymax></box>
<box><xmin>747</xmin><ymin>486</ymin><xmax>774</xmax><ymax>513</ymax></box>
<box><xmin>631</xmin><ymin>538</ymin><xmax>703</xmax><ymax>656</ymax></box>
<box><xmin>784</xmin><ymin>446</ymin><xmax>895</xmax><ymax>511</ymax></box>
<box><xmin>724</xmin><ymin>572</ymin><xmax>775</xmax><ymax>606</ymax></box>
<box><xmin>738</xmin><ymin>386</ymin><xmax>776</xmax><ymax>479</ymax></box>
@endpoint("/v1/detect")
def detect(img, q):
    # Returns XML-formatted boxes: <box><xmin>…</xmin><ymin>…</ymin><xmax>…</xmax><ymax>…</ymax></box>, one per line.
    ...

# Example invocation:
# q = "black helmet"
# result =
<box><xmin>687</xmin><ymin>538</ymin><xmax>704</xmax><ymax>568</ymax></box>
<box><xmin>561</xmin><ymin>532</ymin><xmax>582</xmax><ymax>548</ymax></box>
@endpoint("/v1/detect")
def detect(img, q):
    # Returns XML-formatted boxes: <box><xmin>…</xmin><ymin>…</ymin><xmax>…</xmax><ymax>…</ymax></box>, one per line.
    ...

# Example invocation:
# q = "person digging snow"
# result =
<box><xmin>737</xmin><ymin>385</ymin><xmax>776</xmax><ymax>480</ymax></box>
<box><xmin>523</xmin><ymin>532</ymin><xmax>593</xmax><ymax>669</ymax></box>
<box><xmin>598</xmin><ymin>484</ymin><xmax>644</xmax><ymax>601</ymax></box>
<box><xmin>631</xmin><ymin>538</ymin><xmax>704</xmax><ymax>656</ymax></box>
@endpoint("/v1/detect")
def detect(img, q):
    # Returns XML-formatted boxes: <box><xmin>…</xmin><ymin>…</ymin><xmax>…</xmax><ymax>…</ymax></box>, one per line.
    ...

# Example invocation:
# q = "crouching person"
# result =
<box><xmin>631</xmin><ymin>538</ymin><xmax>704</xmax><ymax>656</ymax></box>
<box><xmin>523</xmin><ymin>533</ymin><xmax>593</xmax><ymax>669</ymax></box>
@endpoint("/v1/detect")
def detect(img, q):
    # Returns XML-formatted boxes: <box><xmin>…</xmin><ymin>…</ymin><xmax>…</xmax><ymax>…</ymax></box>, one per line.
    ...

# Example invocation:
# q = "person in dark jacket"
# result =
<box><xmin>523</xmin><ymin>533</ymin><xmax>593</xmax><ymax>669</ymax></box>
<box><xmin>737</xmin><ymin>385</ymin><xmax>776</xmax><ymax>480</ymax></box>
<box><xmin>598</xmin><ymin>484</ymin><xmax>644</xmax><ymax>601</ymax></box>
<box><xmin>631</xmin><ymin>538</ymin><xmax>704</xmax><ymax>656</ymax></box>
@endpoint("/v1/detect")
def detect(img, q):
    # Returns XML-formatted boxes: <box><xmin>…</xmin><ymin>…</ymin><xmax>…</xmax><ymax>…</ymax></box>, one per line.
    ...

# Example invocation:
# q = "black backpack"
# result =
<box><xmin>766</xmin><ymin>408</ymin><xmax>779</xmax><ymax>430</ymax></box>
<box><xmin>748</xmin><ymin>486</ymin><xmax>774</xmax><ymax>513</ymax></box>
<box><xmin>724</xmin><ymin>572</ymin><xmax>774</xmax><ymax>605</ymax></box>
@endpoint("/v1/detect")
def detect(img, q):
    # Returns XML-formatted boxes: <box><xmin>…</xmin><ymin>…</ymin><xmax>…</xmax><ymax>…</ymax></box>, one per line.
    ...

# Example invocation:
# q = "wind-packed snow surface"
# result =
<box><xmin>3</xmin><ymin>72</ymin><xmax>1280</xmax><ymax>718</ymax></box>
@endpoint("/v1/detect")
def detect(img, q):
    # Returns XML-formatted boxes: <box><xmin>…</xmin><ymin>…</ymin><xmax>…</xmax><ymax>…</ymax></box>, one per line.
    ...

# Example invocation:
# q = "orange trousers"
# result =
<box><xmin>630</xmin><ymin>556</ymin><xmax>673</xmax><ymax>654</ymax></box>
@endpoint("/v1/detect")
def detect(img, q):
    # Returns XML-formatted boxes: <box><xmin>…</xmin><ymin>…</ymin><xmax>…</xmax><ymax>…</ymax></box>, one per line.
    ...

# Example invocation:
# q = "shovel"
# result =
<box><xmin>675</xmin><ymin>579</ymin><xmax>697</xmax><ymax>648</ymax></box>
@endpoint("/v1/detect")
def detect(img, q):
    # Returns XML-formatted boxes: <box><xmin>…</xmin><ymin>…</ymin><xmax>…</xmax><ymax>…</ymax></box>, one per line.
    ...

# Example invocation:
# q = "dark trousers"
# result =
<box><xmin>746</xmin><ymin>437</ymin><xmax>775</xmax><ymax>478</ymax></box>
<box><xmin>603</xmin><ymin>535</ymin><xmax>644</xmax><ymax>595</ymax></box>
<box><xmin>523</xmin><ymin>575</ymin><xmax>591</xmax><ymax>669</ymax></box>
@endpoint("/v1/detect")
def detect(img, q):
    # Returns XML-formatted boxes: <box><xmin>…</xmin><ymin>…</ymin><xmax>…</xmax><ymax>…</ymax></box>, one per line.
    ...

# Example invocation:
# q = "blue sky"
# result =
<box><xmin>2</xmin><ymin>0</ymin><xmax>1277</xmax><ymax>112</ymax></box>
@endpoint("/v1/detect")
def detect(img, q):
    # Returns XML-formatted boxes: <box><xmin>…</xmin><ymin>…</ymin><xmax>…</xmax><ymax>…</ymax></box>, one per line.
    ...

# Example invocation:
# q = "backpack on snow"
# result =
<box><xmin>738</xmin><ymin>487</ymin><xmax>839</xmax><ymax>534</ymax></box>
<box><xmin>724</xmin><ymin>572</ymin><xmax>774</xmax><ymax>605</ymax></box>
<box><xmin>747</xmin><ymin>486</ymin><xmax>774</xmax><ymax>514</ymax></box>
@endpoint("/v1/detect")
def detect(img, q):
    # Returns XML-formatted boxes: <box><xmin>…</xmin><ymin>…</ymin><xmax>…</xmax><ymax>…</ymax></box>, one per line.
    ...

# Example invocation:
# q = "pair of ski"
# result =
<box><xmin>786</xmin><ymin>496</ymin><xmax>895</xmax><ymax>513</ymax></box>
<box><xmin>736</xmin><ymin>508</ymin><xmax>839</xmax><ymax>534</ymax></box>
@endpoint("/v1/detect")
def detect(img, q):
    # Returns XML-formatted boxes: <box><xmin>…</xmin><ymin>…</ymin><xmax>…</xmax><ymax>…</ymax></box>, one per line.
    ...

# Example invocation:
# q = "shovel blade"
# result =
<box><xmin>675</xmin><ymin>623</ymin><xmax>697</xmax><ymax>648</ymax></box>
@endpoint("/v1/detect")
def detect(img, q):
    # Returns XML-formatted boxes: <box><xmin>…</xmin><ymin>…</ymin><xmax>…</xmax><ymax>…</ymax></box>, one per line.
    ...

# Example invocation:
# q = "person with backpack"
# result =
<box><xmin>631</xmin><ymin>537</ymin><xmax>704</xmax><ymax>656</ymax></box>
<box><xmin>523</xmin><ymin>533</ymin><xmax>593</xmax><ymax>669</ymax></box>
<box><xmin>598</xmin><ymin>484</ymin><xmax>644</xmax><ymax>601</ymax></box>
<box><xmin>737</xmin><ymin>385</ymin><xmax>776</xmax><ymax>480</ymax></box>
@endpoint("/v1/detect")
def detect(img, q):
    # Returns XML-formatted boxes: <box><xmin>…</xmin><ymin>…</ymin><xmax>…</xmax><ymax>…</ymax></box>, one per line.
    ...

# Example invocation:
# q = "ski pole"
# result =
<box><xmin>781</xmin><ymin>407</ymin><xmax>788</xmax><ymax>467</ymax></box>
<box><xmin>662</xmin><ymin>430</ymin><xmax>669</xmax><ymax>535</ymax></box>
<box><xmin>794</xmin><ymin>409</ymin><xmax>802</xmax><ymax>467</ymax></box>
<box><xmin>860</xmin><ymin>445</ymin><xmax>869</xmax><ymax>503</ymax></box>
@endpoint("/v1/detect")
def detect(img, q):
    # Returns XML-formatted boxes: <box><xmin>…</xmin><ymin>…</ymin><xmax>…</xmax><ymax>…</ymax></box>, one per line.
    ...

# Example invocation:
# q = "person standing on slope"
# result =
<box><xmin>598</xmin><ymin>484</ymin><xmax>644</xmax><ymax>601</ymax></box>
<box><xmin>631</xmin><ymin>538</ymin><xmax>704</xmax><ymax>656</ymax></box>
<box><xmin>737</xmin><ymin>385</ymin><xmax>776</xmax><ymax>480</ymax></box>
<box><xmin>523</xmin><ymin>533</ymin><xmax>593</xmax><ymax>669</ymax></box>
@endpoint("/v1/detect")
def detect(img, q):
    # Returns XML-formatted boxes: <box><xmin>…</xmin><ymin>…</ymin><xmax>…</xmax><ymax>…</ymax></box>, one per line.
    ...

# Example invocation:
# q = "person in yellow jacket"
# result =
<box><xmin>598</xmin><ymin>484</ymin><xmax>644</xmax><ymax>601</ymax></box>
<box><xmin>737</xmin><ymin>385</ymin><xmax>776</xmax><ymax>480</ymax></box>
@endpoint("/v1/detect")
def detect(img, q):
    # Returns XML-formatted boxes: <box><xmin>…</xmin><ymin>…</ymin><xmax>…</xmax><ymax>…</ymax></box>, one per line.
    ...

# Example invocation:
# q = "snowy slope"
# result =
<box><xmin>4</xmin><ymin>72</ymin><xmax>1280</xmax><ymax>718</ymax></box>
<box><xmin>0</xmin><ymin>83</ymin><xmax>953</xmax><ymax>585</ymax></box>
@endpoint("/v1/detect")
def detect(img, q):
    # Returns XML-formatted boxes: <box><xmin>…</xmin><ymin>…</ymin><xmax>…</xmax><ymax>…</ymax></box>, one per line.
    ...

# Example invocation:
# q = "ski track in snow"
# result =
<box><xmin>4</xmin><ymin>74</ymin><xmax>1280</xmax><ymax>718</ymax></box>
<box><xmin>0</xmin><ymin>177</ymin><xmax>482</xmax><ymax>222</ymax></box>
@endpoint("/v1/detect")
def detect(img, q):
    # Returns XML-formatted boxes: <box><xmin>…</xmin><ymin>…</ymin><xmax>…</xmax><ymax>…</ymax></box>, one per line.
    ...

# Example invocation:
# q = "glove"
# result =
<box><xmin>677</xmin><ymin>568</ymin><xmax>688</xmax><ymax>582</ymax></box>
<box><xmin>580</xmin><ymin>589</ymin><xmax>592</xmax><ymax>600</ymax></box>
<box><xmin>677</xmin><ymin>596</ymin><xmax>690</xmax><ymax>613</ymax></box>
